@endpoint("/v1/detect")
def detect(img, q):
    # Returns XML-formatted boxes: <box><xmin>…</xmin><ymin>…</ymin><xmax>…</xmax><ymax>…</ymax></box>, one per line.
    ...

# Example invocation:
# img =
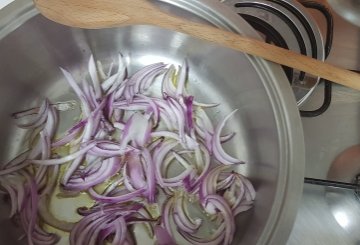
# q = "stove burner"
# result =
<box><xmin>222</xmin><ymin>0</ymin><xmax>325</xmax><ymax>106</ymax></box>
<box><xmin>222</xmin><ymin>0</ymin><xmax>334</xmax><ymax>116</ymax></box>
<box><xmin>299</xmin><ymin>1</ymin><xmax>334</xmax><ymax>117</ymax></box>
<box><xmin>239</xmin><ymin>13</ymin><xmax>294</xmax><ymax>81</ymax></box>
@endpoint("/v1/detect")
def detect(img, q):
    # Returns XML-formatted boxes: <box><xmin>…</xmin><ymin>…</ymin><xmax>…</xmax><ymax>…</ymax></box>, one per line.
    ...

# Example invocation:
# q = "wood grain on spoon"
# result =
<box><xmin>34</xmin><ymin>0</ymin><xmax>360</xmax><ymax>91</ymax></box>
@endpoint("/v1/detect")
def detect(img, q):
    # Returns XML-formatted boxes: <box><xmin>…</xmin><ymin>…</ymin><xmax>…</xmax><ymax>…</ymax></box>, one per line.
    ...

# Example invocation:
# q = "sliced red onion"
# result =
<box><xmin>88</xmin><ymin>55</ymin><xmax>102</xmax><ymax>99</ymax></box>
<box><xmin>88</xmin><ymin>141</ymin><xmax>135</xmax><ymax>157</ymax></box>
<box><xmin>192</xmin><ymin>101</ymin><xmax>219</xmax><ymax>108</ymax></box>
<box><xmin>203</xmin><ymin>195</ymin><xmax>235</xmax><ymax>245</ymax></box>
<box><xmin>153</xmin><ymin>141</ymin><xmax>179</xmax><ymax>187</ymax></box>
<box><xmin>154</xmin><ymin>225</ymin><xmax>176</xmax><ymax>245</ymax></box>
<box><xmin>127</xmin><ymin>63</ymin><xmax>164</xmax><ymax>87</ymax></box>
<box><xmin>212</xmin><ymin>110</ymin><xmax>243</xmax><ymax>165</ymax></box>
<box><xmin>136</xmin><ymin>64</ymin><xmax>166</xmax><ymax>94</ymax></box>
<box><xmin>1</xmin><ymin>150</ymin><xmax>29</xmax><ymax>169</ymax></box>
<box><xmin>97</xmin><ymin>60</ymin><xmax>110</xmax><ymax>80</ymax></box>
<box><xmin>113</xmin><ymin>121</ymin><xmax>125</xmax><ymax>131</ymax></box>
<box><xmin>65</xmin><ymin>157</ymin><xmax>121</xmax><ymax>191</ymax></box>
<box><xmin>128</xmin><ymin>63</ymin><xmax>165</xmax><ymax>88</ymax></box>
<box><xmin>136</xmin><ymin>94</ymin><xmax>160</xmax><ymax>126</ymax></box>
<box><xmin>200</xmin><ymin>165</ymin><xmax>229</xmax><ymax>200</ymax></box>
<box><xmin>217</xmin><ymin>173</ymin><xmax>236</xmax><ymax>190</ymax></box>
<box><xmin>101</xmin><ymin>53</ymin><xmax>127</xmax><ymax>93</ymax></box>
<box><xmin>105</xmin><ymin>218</ymin><xmax>127</xmax><ymax>244</ymax></box>
<box><xmin>82</xmin><ymin>79</ymin><xmax>98</xmax><ymax>111</ymax></box>
<box><xmin>39</xmin><ymin>165</ymin><xmax>59</xmax><ymax>196</ymax></box>
<box><xmin>183</xmin><ymin>96</ymin><xmax>194</xmax><ymax>132</ymax></box>
<box><xmin>225</xmin><ymin>174</ymin><xmax>255</xmax><ymax>214</ymax></box>
<box><xmin>101</xmin><ymin>72</ymin><xmax>120</xmax><ymax>94</ymax></box>
<box><xmin>173</xmin><ymin>195</ymin><xmax>202</xmax><ymax>233</ymax></box>
<box><xmin>28</xmin><ymin>137</ymin><xmax>43</xmax><ymax>160</ymax></box>
<box><xmin>35</xmin><ymin>132</ymin><xmax>50</xmax><ymax>189</ymax></box>
<box><xmin>70</xmin><ymin>213</ymin><xmax>112</xmax><ymax>245</ymax></box>
<box><xmin>159</xmin><ymin>152</ymin><xmax>194</xmax><ymax>188</ymax></box>
<box><xmin>43</xmin><ymin>106</ymin><xmax>58</xmax><ymax>140</ymax></box>
<box><xmin>154</xmin><ymin>98</ymin><xmax>177</xmax><ymax>130</ymax></box>
<box><xmin>161</xmin><ymin>65</ymin><xmax>177</xmax><ymax>98</ymax></box>
<box><xmin>61</xmin><ymin>157</ymin><xmax>82</xmax><ymax>186</ymax></box>
<box><xmin>119</xmin><ymin>112</ymin><xmax>152</xmax><ymax>149</ymax></box>
<box><xmin>104</xmin><ymin>92</ymin><xmax>115</xmax><ymax>120</ymax></box>
<box><xmin>125</xmin><ymin>63</ymin><xmax>165</xmax><ymax>102</ymax></box>
<box><xmin>78</xmin><ymin>202</ymin><xmax>143</xmax><ymax>217</ymax></box>
<box><xmin>184</xmin><ymin>145</ymin><xmax>211</xmax><ymax>194</ymax></box>
<box><xmin>175</xmin><ymin>60</ymin><xmax>188</xmax><ymax>96</ymax></box>
<box><xmin>60</xmin><ymin>67</ymin><xmax>91</xmax><ymax>117</ymax></box>
<box><xmin>220</xmin><ymin>132</ymin><xmax>236</xmax><ymax>143</ymax></box>
<box><xmin>113</xmin><ymin>102</ymin><xmax>148</xmax><ymax>111</ymax></box>
<box><xmin>178</xmin><ymin>223</ymin><xmax>225</xmax><ymax>245</ymax></box>
<box><xmin>200</xmin><ymin>166</ymin><xmax>255</xmax><ymax>215</ymax></box>
<box><xmin>52</xmin><ymin>126</ymin><xmax>82</xmax><ymax>147</ymax></box>
<box><xmin>195</xmin><ymin>108</ymin><xmax>215</xmax><ymax>134</ymax></box>
<box><xmin>123</xmin><ymin>166</ymin><xmax>137</xmax><ymax>192</ymax></box>
<box><xmin>104</xmin><ymin>73</ymin><xmax>123</xmax><ymax>96</ymax></box>
<box><xmin>151</xmin><ymin>131</ymin><xmax>198</xmax><ymax>150</ymax></box>
<box><xmin>141</xmin><ymin>148</ymin><xmax>156</xmax><ymax>203</ymax></box>
<box><xmin>38</xmin><ymin>195</ymin><xmax>75</xmax><ymax>232</ymax></box>
<box><xmin>0</xmin><ymin>161</ymin><xmax>30</xmax><ymax>176</ymax></box>
<box><xmin>1</xmin><ymin>181</ymin><xmax>18</xmax><ymax>217</ymax></box>
<box><xmin>102</xmin><ymin>177</ymin><xmax>124</xmax><ymax>197</ymax></box>
<box><xmin>123</xmin><ymin>152</ymin><xmax>146</xmax><ymax>191</ymax></box>
<box><xmin>18</xmin><ymin>174</ymin><xmax>60</xmax><ymax>245</ymax></box>
<box><xmin>167</xmin><ymin>97</ymin><xmax>186</xmax><ymax>143</ymax></box>
<box><xmin>15</xmin><ymin>99</ymin><xmax>49</xmax><ymax>129</ymax></box>
<box><xmin>114</xmin><ymin>83</ymin><xmax>127</xmax><ymax>101</ymax></box>
<box><xmin>32</xmin><ymin>142</ymin><xmax>96</xmax><ymax>165</ymax></box>
<box><xmin>1</xmin><ymin>57</ymin><xmax>256</xmax><ymax>245</ymax></box>
<box><xmin>61</xmin><ymin>101</ymin><xmax>105</xmax><ymax>183</ymax></box>
<box><xmin>161</xmin><ymin>197</ymin><xmax>175</xmax><ymax>239</ymax></box>
<box><xmin>151</xmin><ymin>131</ymin><xmax>181</xmax><ymax>141</ymax></box>
<box><xmin>88</xmin><ymin>187</ymin><xmax>145</xmax><ymax>203</ymax></box>
<box><xmin>11</xmin><ymin>106</ymin><xmax>40</xmax><ymax>119</ymax></box>
<box><xmin>0</xmin><ymin>174</ymin><xmax>27</xmax><ymax>215</ymax></box>
<box><xmin>71</xmin><ymin>204</ymin><xmax>143</xmax><ymax>245</ymax></box>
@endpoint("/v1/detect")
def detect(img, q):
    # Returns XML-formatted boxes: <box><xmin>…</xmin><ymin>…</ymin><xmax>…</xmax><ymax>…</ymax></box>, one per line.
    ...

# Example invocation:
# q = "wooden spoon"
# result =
<box><xmin>34</xmin><ymin>0</ymin><xmax>360</xmax><ymax>90</ymax></box>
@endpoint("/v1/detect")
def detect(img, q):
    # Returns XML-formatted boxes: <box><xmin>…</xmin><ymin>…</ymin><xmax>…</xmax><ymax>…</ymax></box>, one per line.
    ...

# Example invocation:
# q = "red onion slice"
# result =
<box><xmin>153</xmin><ymin>141</ymin><xmax>179</xmax><ymax>187</ymax></box>
<box><xmin>0</xmin><ymin>56</ymin><xmax>256</xmax><ymax>245</ymax></box>
<box><xmin>88</xmin><ymin>55</ymin><xmax>102</xmax><ymax>100</ymax></box>
<box><xmin>161</xmin><ymin>65</ymin><xmax>177</xmax><ymax>98</ymax></box>
<box><xmin>175</xmin><ymin>60</ymin><xmax>188</xmax><ymax>97</ymax></box>
<box><xmin>15</xmin><ymin>99</ymin><xmax>49</xmax><ymax>129</ymax></box>
<box><xmin>141</xmin><ymin>148</ymin><xmax>156</xmax><ymax>203</ymax></box>
<box><xmin>60</xmin><ymin>68</ymin><xmax>91</xmax><ymax>117</ymax></box>
<box><xmin>120</xmin><ymin>112</ymin><xmax>152</xmax><ymax>149</ymax></box>
<box><xmin>31</xmin><ymin>142</ymin><xmax>96</xmax><ymax>166</ymax></box>
<box><xmin>212</xmin><ymin>110</ymin><xmax>243</xmax><ymax>165</ymax></box>
<box><xmin>1</xmin><ymin>181</ymin><xmax>18</xmax><ymax>217</ymax></box>
<box><xmin>88</xmin><ymin>187</ymin><xmax>145</xmax><ymax>204</ymax></box>
<box><xmin>154</xmin><ymin>225</ymin><xmax>176</xmax><ymax>245</ymax></box>
<box><xmin>203</xmin><ymin>195</ymin><xmax>235</xmax><ymax>245</ymax></box>
<box><xmin>173</xmin><ymin>195</ymin><xmax>202</xmax><ymax>233</ymax></box>
<box><xmin>65</xmin><ymin>157</ymin><xmax>122</xmax><ymax>191</ymax></box>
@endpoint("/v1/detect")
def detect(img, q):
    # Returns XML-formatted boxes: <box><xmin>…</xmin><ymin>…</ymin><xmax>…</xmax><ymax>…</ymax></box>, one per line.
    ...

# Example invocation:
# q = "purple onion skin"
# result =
<box><xmin>0</xmin><ymin>56</ymin><xmax>255</xmax><ymax>245</ymax></box>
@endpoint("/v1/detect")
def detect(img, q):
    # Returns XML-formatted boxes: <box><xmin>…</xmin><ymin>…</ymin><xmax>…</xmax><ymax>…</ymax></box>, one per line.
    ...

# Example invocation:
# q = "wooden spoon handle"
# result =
<box><xmin>151</xmin><ymin>13</ymin><xmax>360</xmax><ymax>90</ymax></box>
<box><xmin>34</xmin><ymin>0</ymin><xmax>360</xmax><ymax>90</ymax></box>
